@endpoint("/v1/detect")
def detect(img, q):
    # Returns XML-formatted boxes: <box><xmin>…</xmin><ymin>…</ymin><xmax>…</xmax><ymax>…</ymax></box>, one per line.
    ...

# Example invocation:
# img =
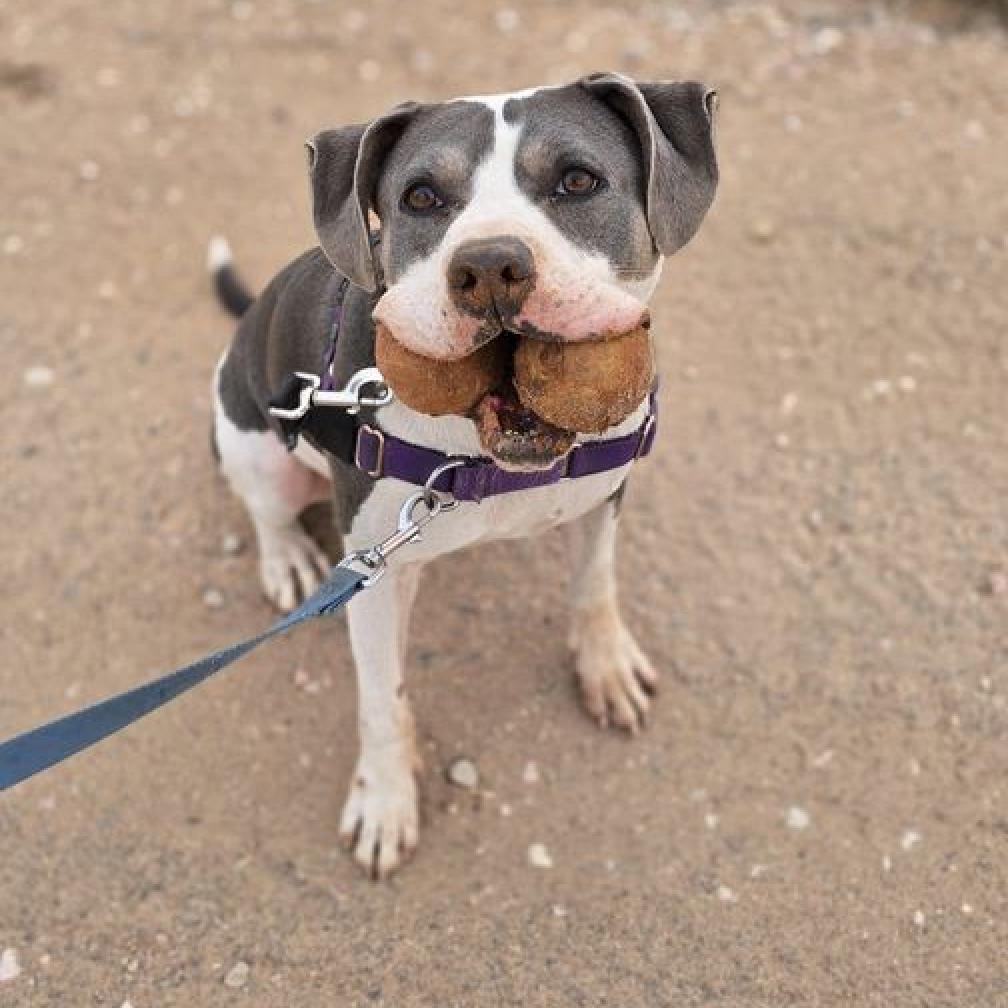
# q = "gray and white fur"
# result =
<box><xmin>210</xmin><ymin>73</ymin><xmax>717</xmax><ymax>878</ymax></box>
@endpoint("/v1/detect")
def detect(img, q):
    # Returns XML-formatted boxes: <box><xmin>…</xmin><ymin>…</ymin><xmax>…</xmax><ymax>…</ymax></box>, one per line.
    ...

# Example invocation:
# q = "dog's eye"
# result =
<box><xmin>401</xmin><ymin>183</ymin><xmax>444</xmax><ymax>213</ymax></box>
<box><xmin>555</xmin><ymin>168</ymin><xmax>601</xmax><ymax>198</ymax></box>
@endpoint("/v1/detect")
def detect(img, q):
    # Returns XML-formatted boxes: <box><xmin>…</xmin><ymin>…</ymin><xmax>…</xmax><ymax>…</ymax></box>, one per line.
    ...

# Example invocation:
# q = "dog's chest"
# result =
<box><xmin>350</xmin><ymin>464</ymin><xmax>626</xmax><ymax>562</ymax></box>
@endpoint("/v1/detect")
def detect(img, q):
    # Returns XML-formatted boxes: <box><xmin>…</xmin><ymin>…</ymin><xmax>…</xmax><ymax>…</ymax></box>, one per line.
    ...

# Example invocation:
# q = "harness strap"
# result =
<box><xmin>353</xmin><ymin>393</ymin><xmax>658</xmax><ymax>503</ymax></box>
<box><xmin>0</xmin><ymin>565</ymin><xmax>365</xmax><ymax>791</ymax></box>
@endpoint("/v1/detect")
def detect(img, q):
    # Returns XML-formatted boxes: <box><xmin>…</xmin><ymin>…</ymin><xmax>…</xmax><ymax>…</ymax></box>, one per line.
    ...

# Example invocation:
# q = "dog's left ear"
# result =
<box><xmin>307</xmin><ymin>102</ymin><xmax>421</xmax><ymax>291</ymax></box>
<box><xmin>580</xmin><ymin>73</ymin><xmax>718</xmax><ymax>255</ymax></box>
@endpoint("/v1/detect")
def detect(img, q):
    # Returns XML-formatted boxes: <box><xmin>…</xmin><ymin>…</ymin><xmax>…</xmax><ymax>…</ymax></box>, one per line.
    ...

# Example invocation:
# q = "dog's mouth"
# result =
<box><xmin>464</xmin><ymin>331</ymin><xmax>573</xmax><ymax>471</ymax></box>
<box><xmin>472</xmin><ymin>384</ymin><xmax>576</xmax><ymax>471</ymax></box>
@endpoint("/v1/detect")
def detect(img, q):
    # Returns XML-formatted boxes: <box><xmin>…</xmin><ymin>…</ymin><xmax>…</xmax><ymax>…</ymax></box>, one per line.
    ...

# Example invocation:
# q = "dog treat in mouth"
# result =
<box><xmin>376</xmin><ymin>322</ymin><xmax>652</xmax><ymax>466</ymax></box>
<box><xmin>375</xmin><ymin>322</ymin><xmax>509</xmax><ymax>416</ymax></box>
<box><xmin>513</xmin><ymin>325</ymin><xmax>653</xmax><ymax>434</ymax></box>
<box><xmin>473</xmin><ymin>386</ymin><xmax>577</xmax><ymax>469</ymax></box>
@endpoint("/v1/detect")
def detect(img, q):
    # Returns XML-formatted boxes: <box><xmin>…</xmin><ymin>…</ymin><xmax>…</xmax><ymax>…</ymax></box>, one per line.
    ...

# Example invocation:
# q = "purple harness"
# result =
<box><xmin>352</xmin><ymin>403</ymin><xmax>656</xmax><ymax>504</ymax></box>
<box><xmin>272</xmin><ymin>277</ymin><xmax>658</xmax><ymax>503</ymax></box>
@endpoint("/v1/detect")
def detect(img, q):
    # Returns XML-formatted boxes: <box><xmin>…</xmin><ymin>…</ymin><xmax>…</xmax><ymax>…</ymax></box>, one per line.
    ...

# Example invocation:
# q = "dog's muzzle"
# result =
<box><xmin>447</xmin><ymin>236</ymin><xmax>535</xmax><ymax>327</ymax></box>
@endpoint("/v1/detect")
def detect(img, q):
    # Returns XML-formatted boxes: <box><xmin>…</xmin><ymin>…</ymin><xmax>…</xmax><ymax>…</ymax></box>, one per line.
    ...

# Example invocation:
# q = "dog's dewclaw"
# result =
<box><xmin>513</xmin><ymin>325</ymin><xmax>654</xmax><ymax>434</ymax></box>
<box><xmin>375</xmin><ymin>322</ymin><xmax>509</xmax><ymax>416</ymax></box>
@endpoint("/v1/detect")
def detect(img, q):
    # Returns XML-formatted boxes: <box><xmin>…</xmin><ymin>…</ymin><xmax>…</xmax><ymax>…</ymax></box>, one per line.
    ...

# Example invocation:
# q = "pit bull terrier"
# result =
<box><xmin>210</xmin><ymin>73</ymin><xmax>718</xmax><ymax>877</ymax></box>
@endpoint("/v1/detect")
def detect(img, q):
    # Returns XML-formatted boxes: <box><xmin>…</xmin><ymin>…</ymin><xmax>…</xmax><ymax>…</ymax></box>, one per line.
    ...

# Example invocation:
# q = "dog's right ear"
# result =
<box><xmin>307</xmin><ymin>102</ymin><xmax>421</xmax><ymax>292</ymax></box>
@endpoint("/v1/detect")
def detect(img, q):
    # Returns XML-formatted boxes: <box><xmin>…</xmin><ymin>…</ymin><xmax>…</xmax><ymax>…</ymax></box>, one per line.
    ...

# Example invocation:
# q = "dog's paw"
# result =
<box><xmin>570</xmin><ymin>605</ymin><xmax>658</xmax><ymax>733</ymax></box>
<box><xmin>257</xmin><ymin>526</ymin><xmax>330</xmax><ymax>612</ymax></box>
<box><xmin>339</xmin><ymin>762</ymin><xmax>419</xmax><ymax>880</ymax></box>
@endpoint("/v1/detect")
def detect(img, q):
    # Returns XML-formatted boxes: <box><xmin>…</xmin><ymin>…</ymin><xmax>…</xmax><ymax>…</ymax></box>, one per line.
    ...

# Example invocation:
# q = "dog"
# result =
<box><xmin>210</xmin><ymin>73</ymin><xmax>718</xmax><ymax>878</ymax></box>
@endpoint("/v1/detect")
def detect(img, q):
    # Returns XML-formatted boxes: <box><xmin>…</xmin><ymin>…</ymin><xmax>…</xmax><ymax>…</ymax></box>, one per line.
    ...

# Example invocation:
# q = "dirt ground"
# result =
<box><xmin>2</xmin><ymin>0</ymin><xmax>1007</xmax><ymax>1004</ymax></box>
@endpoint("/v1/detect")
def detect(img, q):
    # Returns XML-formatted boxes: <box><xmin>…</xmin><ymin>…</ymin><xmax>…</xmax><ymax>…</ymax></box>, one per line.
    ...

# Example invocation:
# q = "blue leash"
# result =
<box><xmin>0</xmin><ymin>565</ymin><xmax>365</xmax><ymax>792</ymax></box>
<box><xmin>0</xmin><ymin>481</ymin><xmax>450</xmax><ymax>793</ymax></box>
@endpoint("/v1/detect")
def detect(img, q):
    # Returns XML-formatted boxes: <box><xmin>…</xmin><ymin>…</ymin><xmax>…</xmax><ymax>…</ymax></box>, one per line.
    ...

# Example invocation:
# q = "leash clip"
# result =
<box><xmin>338</xmin><ymin>490</ymin><xmax>449</xmax><ymax>587</ymax></box>
<box><xmin>268</xmin><ymin>367</ymin><xmax>393</xmax><ymax>422</ymax></box>
<box><xmin>314</xmin><ymin>366</ymin><xmax>394</xmax><ymax>414</ymax></box>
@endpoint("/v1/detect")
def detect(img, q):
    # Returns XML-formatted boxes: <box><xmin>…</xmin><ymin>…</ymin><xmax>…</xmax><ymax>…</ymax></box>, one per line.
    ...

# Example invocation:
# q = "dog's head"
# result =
<box><xmin>307</xmin><ymin>74</ymin><xmax>717</xmax><ymax>465</ymax></box>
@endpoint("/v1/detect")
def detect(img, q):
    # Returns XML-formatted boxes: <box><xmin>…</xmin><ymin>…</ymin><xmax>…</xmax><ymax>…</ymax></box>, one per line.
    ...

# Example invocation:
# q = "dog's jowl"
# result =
<box><xmin>210</xmin><ymin>73</ymin><xmax>718</xmax><ymax>878</ymax></box>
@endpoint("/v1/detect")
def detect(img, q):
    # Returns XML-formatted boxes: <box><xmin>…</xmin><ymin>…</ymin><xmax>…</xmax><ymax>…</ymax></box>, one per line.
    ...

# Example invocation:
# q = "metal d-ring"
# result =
<box><xmin>423</xmin><ymin>457</ymin><xmax>469</xmax><ymax>511</ymax></box>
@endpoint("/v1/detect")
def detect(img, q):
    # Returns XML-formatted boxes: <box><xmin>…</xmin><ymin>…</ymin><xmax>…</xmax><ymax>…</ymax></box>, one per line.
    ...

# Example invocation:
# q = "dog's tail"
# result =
<box><xmin>207</xmin><ymin>236</ymin><xmax>255</xmax><ymax>318</ymax></box>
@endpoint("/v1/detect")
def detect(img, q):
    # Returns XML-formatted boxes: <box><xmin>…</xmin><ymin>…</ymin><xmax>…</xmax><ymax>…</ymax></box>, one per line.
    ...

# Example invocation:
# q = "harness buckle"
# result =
<box><xmin>355</xmin><ymin>424</ymin><xmax>386</xmax><ymax>478</ymax></box>
<box><xmin>635</xmin><ymin>412</ymin><xmax>656</xmax><ymax>460</ymax></box>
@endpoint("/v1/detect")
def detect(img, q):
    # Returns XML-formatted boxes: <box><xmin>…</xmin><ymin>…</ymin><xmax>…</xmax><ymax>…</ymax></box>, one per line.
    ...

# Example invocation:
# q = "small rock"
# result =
<box><xmin>222</xmin><ymin>533</ymin><xmax>245</xmax><ymax>556</ymax></box>
<box><xmin>964</xmin><ymin>120</ymin><xmax>986</xmax><ymax>142</ymax></box>
<box><xmin>749</xmin><ymin>217</ymin><xmax>776</xmax><ymax>242</ymax></box>
<box><xmin>882</xmin><ymin>854</ymin><xmax>892</xmax><ymax>872</ymax></box>
<box><xmin>901</xmin><ymin>829</ymin><xmax>921</xmax><ymax>851</ymax></box>
<box><xmin>4</xmin><ymin>234</ymin><xmax>24</xmax><ymax>255</ymax></box>
<box><xmin>0</xmin><ymin>948</ymin><xmax>21</xmax><ymax>982</ymax></box>
<box><xmin>962</xmin><ymin>903</ymin><xmax>973</xmax><ymax>915</ymax></box>
<box><xmin>447</xmin><ymin>757</ymin><xmax>479</xmax><ymax>790</ymax></box>
<box><xmin>202</xmin><ymin>587</ymin><xmax>225</xmax><ymax>609</ymax></box>
<box><xmin>499</xmin><ymin>803</ymin><xmax>513</xmax><ymax>817</ymax></box>
<box><xmin>981</xmin><ymin>570</ymin><xmax>1007</xmax><ymax>597</ymax></box>
<box><xmin>786</xmin><ymin>806</ymin><xmax>810</xmax><ymax>831</ymax></box>
<box><xmin>358</xmin><ymin>59</ymin><xmax>381</xmax><ymax>83</ymax></box>
<box><xmin>23</xmin><ymin>365</ymin><xmax>54</xmax><ymax>388</ymax></box>
<box><xmin>704</xmin><ymin>812</ymin><xmax>719</xmax><ymax>830</ymax></box>
<box><xmin>224</xmin><ymin>960</ymin><xmax>249</xmax><ymax>989</ymax></box>
<box><xmin>527</xmin><ymin>843</ymin><xmax>553</xmax><ymax>868</ymax></box>
<box><xmin>522</xmin><ymin>760</ymin><xmax>540</xmax><ymax>784</ymax></box>
<box><xmin>913</xmin><ymin>909</ymin><xmax>925</xmax><ymax>927</ymax></box>
<box><xmin>717</xmin><ymin>884</ymin><xmax>737</xmax><ymax>903</ymax></box>
<box><xmin>495</xmin><ymin>8</ymin><xmax>519</xmax><ymax>32</ymax></box>
<box><xmin>79</xmin><ymin>160</ymin><xmax>100</xmax><ymax>181</ymax></box>
<box><xmin>551</xmin><ymin>903</ymin><xmax>568</xmax><ymax>918</ymax></box>
<box><xmin>811</xmin><ymin>26</ymin><xmax>844</xmax><ymax>55</ymax></box>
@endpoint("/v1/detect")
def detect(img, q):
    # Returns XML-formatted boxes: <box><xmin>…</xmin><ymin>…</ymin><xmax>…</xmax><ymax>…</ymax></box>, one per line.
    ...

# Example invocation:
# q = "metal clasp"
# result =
<box><xmin>338</xmin><ymin>492</ymin><xmax>445</xmax><ymax>586</ymax></box>
<box><xmin>268</xmin><ymin>372</ymin><xmax>320</xmax><ymax>421</ymax></box>
<box><xmin>313</xmin><ymin>366</ymin><xmax>394</xmax><ymax>413</ymax></box>
<box><xmin>268</xmin><ymin>367</ymin><xmax>393</xmax><ymax>422</ymax></box>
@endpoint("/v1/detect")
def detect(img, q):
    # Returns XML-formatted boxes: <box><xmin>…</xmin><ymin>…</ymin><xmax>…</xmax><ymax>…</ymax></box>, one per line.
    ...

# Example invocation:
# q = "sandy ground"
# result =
<box><xmin>2</xmin><ymin>0</ymin><xmax>1007</xmax><ymax>1004</ymax></box>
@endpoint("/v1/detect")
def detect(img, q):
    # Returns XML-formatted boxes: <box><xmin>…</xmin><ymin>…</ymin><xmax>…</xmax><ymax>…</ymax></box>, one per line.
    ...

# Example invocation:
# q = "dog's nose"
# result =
<box><xmin>447</xmin><ymin>237</ymin><xmax>535</xmax><ymax>319</ymax></box>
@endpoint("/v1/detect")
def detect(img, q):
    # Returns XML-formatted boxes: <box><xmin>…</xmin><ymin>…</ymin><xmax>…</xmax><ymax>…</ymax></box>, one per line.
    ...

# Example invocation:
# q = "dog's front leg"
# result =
<box><xmin>340</xmin><ymin>562</ymin><xmax>421</xmax><ymax>879</ymax></box>
<box><xmin>568</xmin><ymin>490</ymin><xmax>657</xmax><ymax>732</ymax></box>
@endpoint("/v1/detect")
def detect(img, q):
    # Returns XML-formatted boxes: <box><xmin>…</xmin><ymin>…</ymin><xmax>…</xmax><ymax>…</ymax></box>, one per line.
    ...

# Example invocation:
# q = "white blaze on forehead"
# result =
<box><xmin>373</xmin><ymin>86</ymin><xmax>656</xmax><ymax>358</ymax></box>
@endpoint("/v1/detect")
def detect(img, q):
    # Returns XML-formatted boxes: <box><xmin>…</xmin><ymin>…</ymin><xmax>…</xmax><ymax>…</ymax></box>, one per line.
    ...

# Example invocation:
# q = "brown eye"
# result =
<box><xmin>402</xmin><ymin>183</ymin><xmax>443</xmax><ymax>213</ymax></box>
<box><xmin>557</xmin><ymin>167</ymin><xmax>600</xmax><ymax>197</ymax></box>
